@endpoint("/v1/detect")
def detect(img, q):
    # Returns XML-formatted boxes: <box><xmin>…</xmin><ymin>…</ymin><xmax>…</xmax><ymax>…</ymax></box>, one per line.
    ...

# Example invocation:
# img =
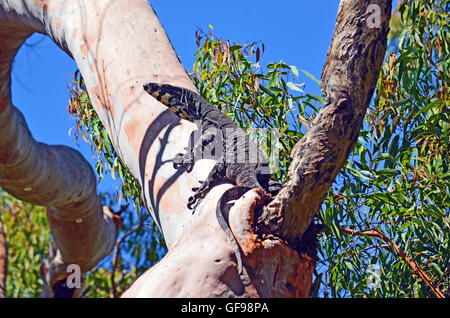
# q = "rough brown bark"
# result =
<box><xmin>0</xmin><ymin>219</ymin><xmax>6</xmax><ymax>298</ymax></box>
<box><xmin>260</xmin><ymin>0</ymin><xmax>392</xmax><ymax>245</ymax></box>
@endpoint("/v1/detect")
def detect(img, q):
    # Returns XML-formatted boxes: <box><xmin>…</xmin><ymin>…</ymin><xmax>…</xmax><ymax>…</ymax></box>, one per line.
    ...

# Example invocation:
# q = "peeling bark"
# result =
<box><xmin>260</xmin><ymin>0</ymin><xmax>392</xmax><ymax>244</ymax></box>
<box><xmin>0</xmin><ymin>0</ymin><xmax>392</xmax><ymax>298</ymax></box>
<box><xmin>121</xmin><ymin>186</ymin><xmax>314</xmax><ymax>298</ymax></box>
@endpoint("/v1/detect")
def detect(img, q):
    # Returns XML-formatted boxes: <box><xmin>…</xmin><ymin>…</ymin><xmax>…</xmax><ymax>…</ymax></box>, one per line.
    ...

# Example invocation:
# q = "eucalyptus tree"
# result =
<box><xmin>0</xmin><ymin>0</ymin><xmax>393</xmax><ymax>297</ymax></box>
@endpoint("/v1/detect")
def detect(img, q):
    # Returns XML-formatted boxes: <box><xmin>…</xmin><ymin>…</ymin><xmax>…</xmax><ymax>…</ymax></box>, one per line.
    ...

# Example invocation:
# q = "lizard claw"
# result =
<box><xmin>187</xmin><ymin>195</ymin><xmax>202</xmax><ymax>211</ymax></box>
<box><xmin>185</xmin><ymin>162</ymin><xmax>194</xmax><ymax>173</ymax></box>
<box><xmin>172</xmin><ymin>153</ymin><xmax>194</xmax><ymax>172</ymax></box>
<box><xmin>187</xmin><ymin>181</ymin><xmax>208</xmax><ymax>210</ymax></box>
<box><xmin>172</xmin><ymin>153</ymin><xmax>185</xmax><ymax>170</ymax></box>
<box><xmin>266</xmin><ymin>180</ymin><xmax>283</xmax><ymax>196</ymax></box>
<box><xmin>191</xmin><ymin>180</ymin><xmax>203</xmax><ymax>193</ymax></box>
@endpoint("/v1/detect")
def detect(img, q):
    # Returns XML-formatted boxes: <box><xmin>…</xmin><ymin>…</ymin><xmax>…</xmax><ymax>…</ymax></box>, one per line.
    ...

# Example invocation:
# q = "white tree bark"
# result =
<box><xmin>0</xmin><ymin>0</ymin><xmax>391</xmax><ymax>297</ymax></box>
<box><xmin>1</xmin><ymin>0</ymin><xmax>279</xmax><ymax>297</ymax></box>
<box><xmin>0</xmin><ymin>1</ymin><xmax>121</xmax><ymax>296</ymax></box>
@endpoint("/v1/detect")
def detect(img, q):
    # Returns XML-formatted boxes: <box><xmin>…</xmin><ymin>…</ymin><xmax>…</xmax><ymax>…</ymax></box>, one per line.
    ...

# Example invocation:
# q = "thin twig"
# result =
<box><xmin>340</xmin><ymin>227</ymin><xmax>445</xmax><ymax>298</ymax></box>
<box><xmin>110</xmin><ymin>213</ymin><xmax>149</xmax><ymax>298</ymax></box>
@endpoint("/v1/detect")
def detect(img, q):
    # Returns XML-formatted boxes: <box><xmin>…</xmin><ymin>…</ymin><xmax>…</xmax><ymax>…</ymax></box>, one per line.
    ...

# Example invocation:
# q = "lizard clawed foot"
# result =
<box><xmin>187</xmin><ymin>195</ymin><xmax>202</xmax><ymax>211</ymax></box>
<box><xmin>172</xmin><ymin>153</ymin><xmax>195</xmax><ymax>172</ymax></box>
<box><xmin>266</xmin><ymin>180</ymin><xmax>283</xmax><ymax>196</ymax></box>
<box><xmin>172</xmin><ymin>153</ymin><xmax>185</xmax><ymax>169</ymax></box>
<box><xmin>187</xmin><ymin>182</ymin><xmax>209</xmax><ymax>210</ymax></box>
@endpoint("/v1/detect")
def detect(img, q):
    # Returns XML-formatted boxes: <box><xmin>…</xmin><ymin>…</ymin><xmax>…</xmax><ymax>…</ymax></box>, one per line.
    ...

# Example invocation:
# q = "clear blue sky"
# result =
<box><xmin>11</xmin><ymin>0</ymin><xmax>341</xmax><ymax>197</ymax></box>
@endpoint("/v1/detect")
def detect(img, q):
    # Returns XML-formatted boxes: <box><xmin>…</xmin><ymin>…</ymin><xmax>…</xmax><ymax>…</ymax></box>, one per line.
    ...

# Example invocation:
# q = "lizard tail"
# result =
<box><xmin>143</xmin><ymin>82</ymin><xmax>203</xmax><ymax>121</ymax></box>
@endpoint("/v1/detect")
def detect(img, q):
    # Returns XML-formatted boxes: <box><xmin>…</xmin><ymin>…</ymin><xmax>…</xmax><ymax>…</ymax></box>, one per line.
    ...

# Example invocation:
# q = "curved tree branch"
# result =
<box><xmin>0</xmin><ymin>104</ymin><xmax>117</xmax><ymax>272</ymax></box>
<box><xmin>0</xmin><ymin>0</ymin><xmax>241</xmax><ymax>297</ymax></box>
<box><xmin>261</xmin><ymin>0</ymin><xmax>392</xmax><ymax>244</ymax></box>
<box><xmin>0</xmin><ymin>4</ymin><xmax>118</xmax><ymax>296</ymax></box>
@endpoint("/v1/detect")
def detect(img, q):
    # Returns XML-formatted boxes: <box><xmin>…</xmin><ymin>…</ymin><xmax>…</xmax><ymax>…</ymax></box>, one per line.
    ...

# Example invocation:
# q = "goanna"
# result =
<box><xmin>144</xmin><ymin>82</ymin><xmax>280</xmax><ymax>274</ymax></box>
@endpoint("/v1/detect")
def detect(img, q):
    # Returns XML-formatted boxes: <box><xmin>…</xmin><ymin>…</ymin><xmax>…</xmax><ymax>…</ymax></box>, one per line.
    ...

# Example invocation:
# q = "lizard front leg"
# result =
<box><xmin>173</xmin><ymin>128</ymin><xmax>218</xmax><ymax>173</ymax></box>
<box><xmin>265</xmin><ymin>179</ymin><xmax>283</xmax><ymax>196</ymax></box>
<box><xmin>187</xmin><ymin>160</ymin><xmax>227</xmax><ymax>210</ymax></box>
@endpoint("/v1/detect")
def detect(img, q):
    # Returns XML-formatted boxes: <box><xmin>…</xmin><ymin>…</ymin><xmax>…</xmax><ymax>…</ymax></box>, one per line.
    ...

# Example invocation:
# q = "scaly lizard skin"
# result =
<box><xmin>143</xmin><ymin>83</ymin><xmax>278</xmax><ymax>206</ymax></box>
<box><xmin>144</xmin><ymin>83</ymin><xmax>280</xmax><ymax>274</ymax></box>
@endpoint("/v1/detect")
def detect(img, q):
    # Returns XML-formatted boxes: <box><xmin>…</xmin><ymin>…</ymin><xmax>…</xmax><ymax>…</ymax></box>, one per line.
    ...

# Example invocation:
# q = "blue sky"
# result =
<box><xmin>11</xmin><ymin>0</ymin><xmax>341</xmax><ymax>197</ymax></box>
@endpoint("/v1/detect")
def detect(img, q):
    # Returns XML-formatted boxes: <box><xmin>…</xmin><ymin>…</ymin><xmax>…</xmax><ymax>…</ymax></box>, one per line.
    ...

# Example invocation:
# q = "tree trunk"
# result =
<box><xmin>0</xmin><ymin>0</ymin><xmax>391</xmax><ymax>297</ymax></box>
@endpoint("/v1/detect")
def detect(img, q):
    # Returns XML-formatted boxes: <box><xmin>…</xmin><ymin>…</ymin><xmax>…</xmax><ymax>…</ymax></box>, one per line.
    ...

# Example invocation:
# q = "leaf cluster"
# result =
<box><xmin>0</xmin><ymin>190</ymin><xmax>51</xmax><ymax>297</ymax></box>
<box><xmin>67</xmin><ymin>72</ymin><xmax>143</xmax><ymax>215</ymax></box>
<box><xmin>190</xmin><ymin>28</ymin><xmax>324</xmax><ymax>181</ymax></box>
<box><xmin>316</xmin><ymin>0</ymin><xmax>449</xmax><ymax>298</ymax></box>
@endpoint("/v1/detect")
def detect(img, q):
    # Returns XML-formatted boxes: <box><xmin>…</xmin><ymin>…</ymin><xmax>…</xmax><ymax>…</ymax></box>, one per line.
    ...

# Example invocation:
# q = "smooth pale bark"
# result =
<box><xmin>0</xmin><ymin>3</ymin><xmax>118</xmax><ymax>296</ymax></box>
<box><xmin>0</xmin><ymin>104</ymin><xmax>118</xmax><ymax>268</ymax></box>
<box><xmin>0</xmin><ymin>0</ymin><xmax>391</xmax><ymax>297</ymax></box>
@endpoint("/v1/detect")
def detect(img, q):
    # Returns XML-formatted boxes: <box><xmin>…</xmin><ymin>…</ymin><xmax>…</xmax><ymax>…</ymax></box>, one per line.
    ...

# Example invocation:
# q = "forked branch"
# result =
<box><xmin>261</xmin><ymin>0</ymin><xmax>392</xmax><ymax>245</ymax></box>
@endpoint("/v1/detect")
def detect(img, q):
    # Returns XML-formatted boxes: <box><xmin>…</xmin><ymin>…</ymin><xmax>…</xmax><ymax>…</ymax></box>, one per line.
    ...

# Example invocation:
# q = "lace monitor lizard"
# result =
<box><xmin>144</xmin><ymin>83</ymin><xmax>280</xmax><ymax>274</ymax></box>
